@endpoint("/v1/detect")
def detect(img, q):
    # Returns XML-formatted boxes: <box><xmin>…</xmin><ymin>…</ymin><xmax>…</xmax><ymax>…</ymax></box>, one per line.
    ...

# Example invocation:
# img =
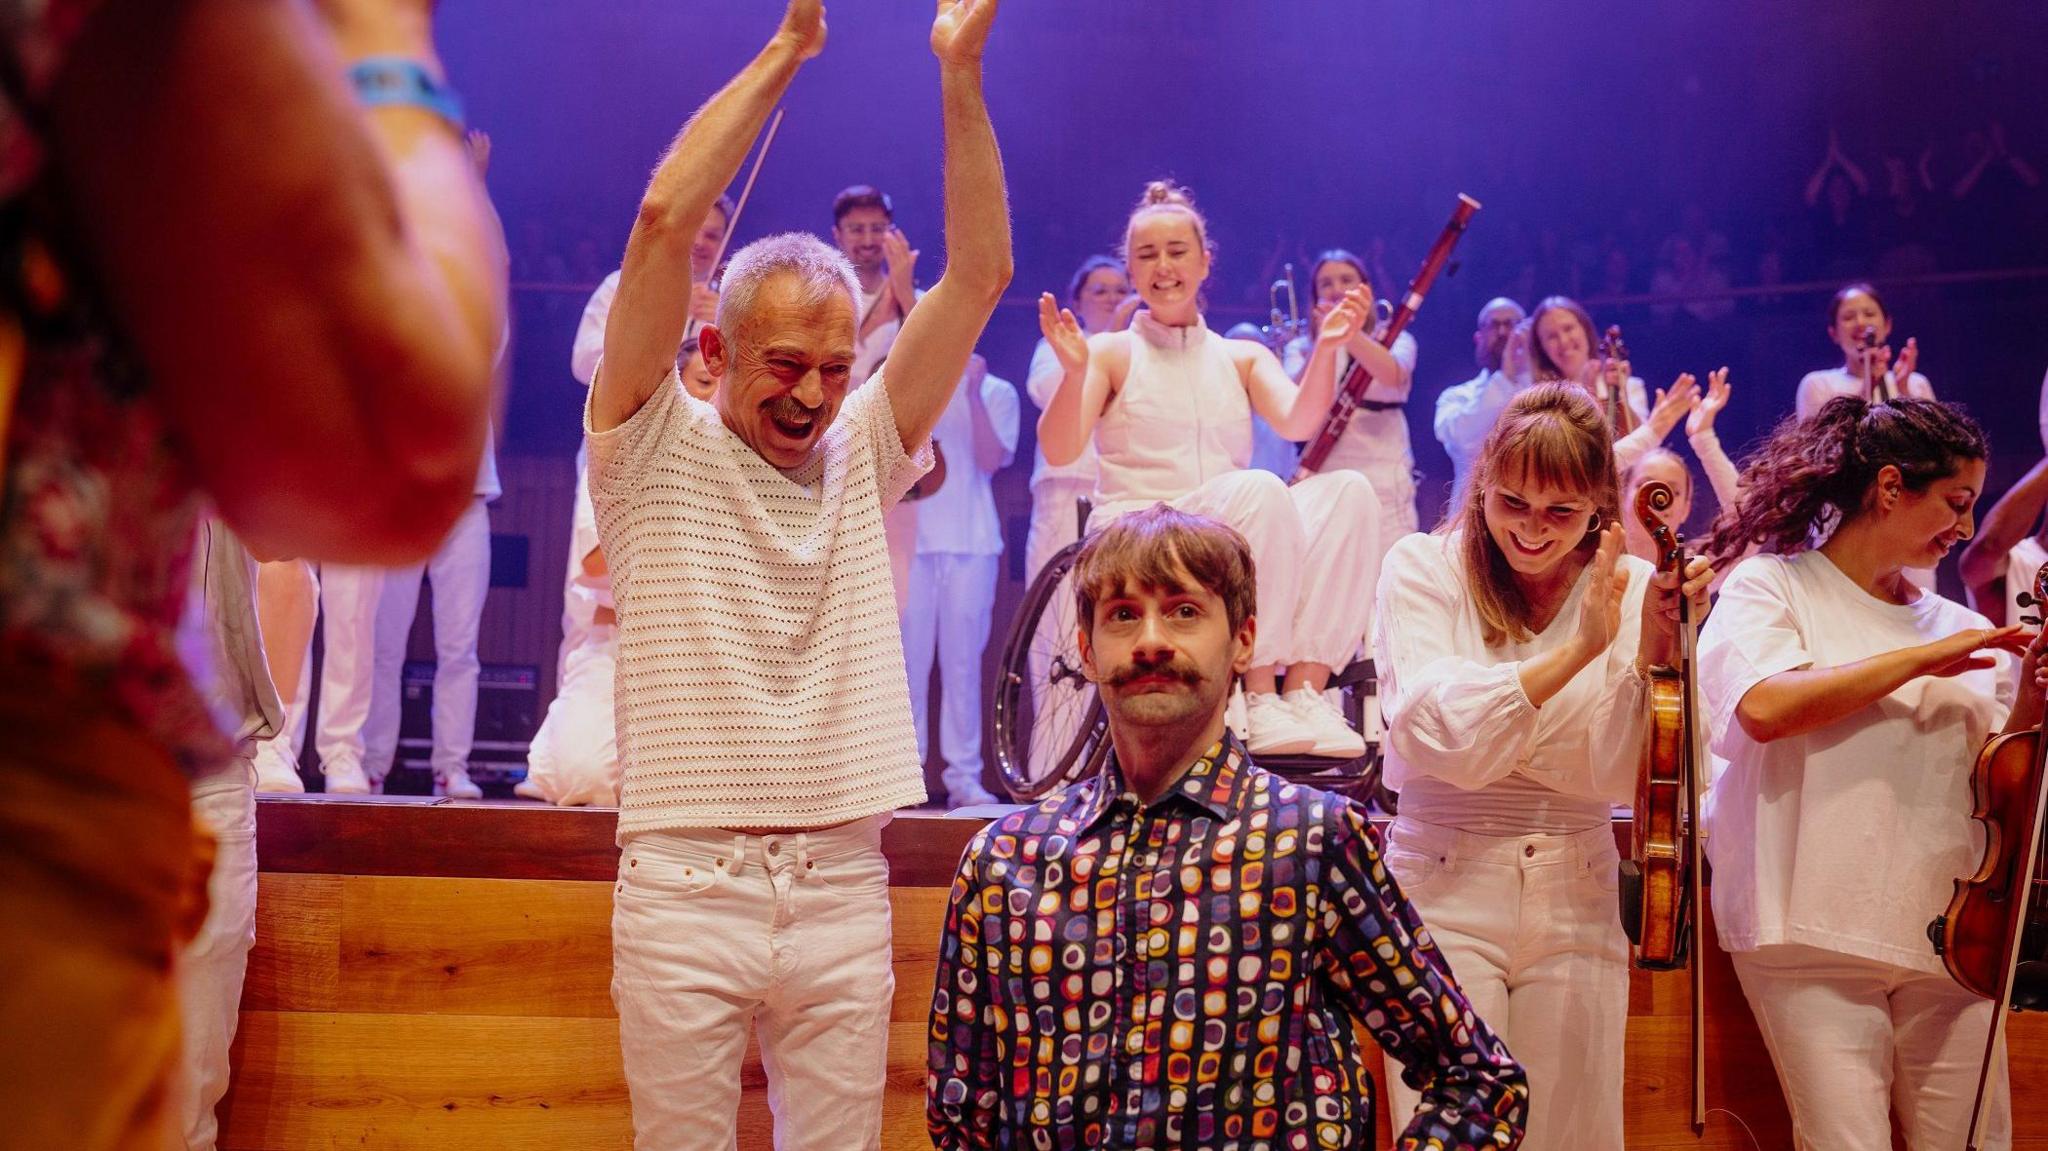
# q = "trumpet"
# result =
<box><xmin>1259</xmin><ymin>263</ymin><xmax>1308</xmax><ymax>352</ymax></box>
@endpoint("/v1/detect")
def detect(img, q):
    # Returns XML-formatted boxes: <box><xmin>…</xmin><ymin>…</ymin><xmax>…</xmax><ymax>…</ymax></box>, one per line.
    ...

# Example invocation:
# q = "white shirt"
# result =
<box><xmin>556</xmin><ymin>449</ymin><xmax>613</xmax><ymax>664</ymax></box>
<box><xmin>1374</xmin><ymin>531</ymin><xmax>1653</xmax><ymax>831</ymax></box>
<box><xmin>1698</xmin><ymin>550</ymin><xmax>2015</xmax><ymax>972</ymax></box>
<box><xmin>914</xmin><ymin>370</ymin><xmax>1019</xmax><ymax>556</ymax></box>
<box><xmin>584</xmin><ymin>368</ymin><xmax>933</xmax><ymax>836</ymax></box>
<box><xmin>1282</xmin><ymin>331</ymin><xmax>1419</xmax><ymax>477</ymax></box>
<box><xmin>1025</xmin><ymin>338</ymin><xmax>1098</xmax><ymax>489</ymax></box>
<box><xmin>1794</xmin><ymin>366</ymin><xmax>1935</xmax><ymax>421</ymax></box>
<box><xmin>853</xmin><ymin>280</ymin><xmax>907</xmax><ymax>386</ymax></box>
<box><xmin>1092</xmin><ymin>312</ymin><xmax>1252</xmax><ymax>516</ymax></box>
<box><xmin>572</xmin><ymin>268</ymin><xmax>706</xmax><ymax>391</ymax></box>
<box><xmin>1434</xmin><ymin>369</ymin><xmax>1525</xmax><ymax>502</ymax></box>
<box><xmin>2038</xmin><ymin>366</ymin><xmax>2048</xmax><ymax>452</ymax></box>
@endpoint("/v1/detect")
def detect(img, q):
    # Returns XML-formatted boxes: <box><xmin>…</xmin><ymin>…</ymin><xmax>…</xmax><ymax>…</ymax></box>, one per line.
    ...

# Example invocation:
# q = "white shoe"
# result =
<box><xmin>1283</xmin><ymin>688</ymin><xmax>1366</xmax><ymax>758</ymax></box>
<box><xmin>1225</xmin><ymin>685</ymin><xmax>1250</xmax><ymax>744</ymax></box>
<box><xmin>513</xmin><ymin>777</ymin><xmax>547</xmax><ymax>802</ymax></box>
<box><xmin>1244</xmin><ymin>692</ymin><xmax>1316</xmax><ymax>756</ymax></box>
<box><xmin>437</xmin><ymin>767</ymin><xmax>484</xmax><ymax>800</ymax></box>
<box><xmin>253</xmin><ymin>735</ymin><xmax>305</xmax><ymax>794</ymax></box>
<box><xmin>323</xmin><ymin>758</ymin><xmax>371</xmax><ymax>795</ymax></box>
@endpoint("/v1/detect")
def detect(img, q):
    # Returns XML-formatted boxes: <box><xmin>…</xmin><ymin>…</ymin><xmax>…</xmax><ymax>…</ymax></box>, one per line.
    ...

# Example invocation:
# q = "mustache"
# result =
<box><xmin>764</xmin><ymin>395</ymin><xmax>823</xmax><ymax>423</ymax></box>
<box><xmin>1104</xmin><ymin>658</ymin><xmax>1203</xmax><ymax>688</ymax></box>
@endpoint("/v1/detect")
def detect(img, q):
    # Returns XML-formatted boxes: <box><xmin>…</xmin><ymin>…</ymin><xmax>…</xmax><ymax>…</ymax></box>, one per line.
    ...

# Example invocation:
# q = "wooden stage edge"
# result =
<box><xmin>224</xmin><ymin>796</ymin><xmax>2048</xmax><ymax>1151</ymax></box>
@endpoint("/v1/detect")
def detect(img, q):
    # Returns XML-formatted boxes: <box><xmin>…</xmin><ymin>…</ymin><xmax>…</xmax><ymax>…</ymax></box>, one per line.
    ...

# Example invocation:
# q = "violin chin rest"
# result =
<box><xmin>2012</xmin><ymin>961</ymin><xmax>2048</xmax><ymax>1013</ymax></box>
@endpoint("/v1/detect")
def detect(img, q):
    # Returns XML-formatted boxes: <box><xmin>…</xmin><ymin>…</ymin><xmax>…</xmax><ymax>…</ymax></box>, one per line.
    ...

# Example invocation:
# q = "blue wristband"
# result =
<box><xmin>347</xmin><ymin>56</ymin><xmax>465</xmax><ymax>131</ymax></box>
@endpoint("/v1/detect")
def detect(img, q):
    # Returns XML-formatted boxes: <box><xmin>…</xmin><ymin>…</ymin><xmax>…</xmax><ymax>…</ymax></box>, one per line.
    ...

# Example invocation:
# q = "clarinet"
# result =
<box><xmin>1294</xmin><ymin>194</ymin><xmax>1480</xmax><ymax>482</ymax></box>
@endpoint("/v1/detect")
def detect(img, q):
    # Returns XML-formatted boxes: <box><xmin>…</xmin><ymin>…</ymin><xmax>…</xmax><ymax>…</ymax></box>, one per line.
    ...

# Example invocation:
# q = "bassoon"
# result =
<box><xmin>1292</xmin><ymin>193</ymin><xmax>1480</xmax><ymax>482</ymax></box>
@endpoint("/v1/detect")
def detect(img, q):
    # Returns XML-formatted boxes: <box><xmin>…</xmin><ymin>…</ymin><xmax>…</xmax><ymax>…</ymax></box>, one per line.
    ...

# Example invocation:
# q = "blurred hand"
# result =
<box><xmin>932</xmin><ymin>0</ymin><xmax>998</xmax><ymax>66</ymax></box>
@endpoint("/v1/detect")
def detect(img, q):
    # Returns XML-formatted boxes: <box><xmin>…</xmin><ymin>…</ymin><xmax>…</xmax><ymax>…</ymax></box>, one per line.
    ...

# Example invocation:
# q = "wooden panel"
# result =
<box><xmin>255</xmin><ymin>797</ymin><xmax>984</xmax><ymax>887</ymax></box>
<box><xmin>241</xmin><ymin>875</ymin><xmax>342</xmax><ymax>1013</ymax></box>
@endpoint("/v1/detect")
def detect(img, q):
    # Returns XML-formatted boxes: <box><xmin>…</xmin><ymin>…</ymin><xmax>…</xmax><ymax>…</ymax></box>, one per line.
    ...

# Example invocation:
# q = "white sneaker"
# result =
<box><xmin>513</xmin><ymin>777</ymin><xmax>547</xmax><ymax>801</ymax></box>
<box><xmin>1244</xmin><ymin>692</ymin><xmax>1316</xmax><ymax>756</ymax></box>
<box><xmin>253</xmin><ymin>735</ymin><xmax>305</xmax><ymax>794</ymax></box>
<box><xmin>1225</xmin><ymin>685</ymin><xmax>1250</xmax><ymax>744</ymax></box>
<box><xmin>437</xmin><ymin>767</ymin><xmax>484</xmax><ymax>800</ymax></box>
<box><xmin>323</xmin><ymin>758</ymin><xmax>371</xmax><ymax>795</ymax></box>
<box><xmin>1283</xmin><ymin>688</ymin><xmax>1366</xmax><ymax>758</ymax></box>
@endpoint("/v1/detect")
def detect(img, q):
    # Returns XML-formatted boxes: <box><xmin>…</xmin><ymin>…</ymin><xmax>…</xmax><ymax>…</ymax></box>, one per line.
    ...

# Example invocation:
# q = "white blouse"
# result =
<box><xmin>1374</xmin><ymin>531</ymin><xmax>1653</xmax><ymax>831</ymax></box>
<box><xmin>1699</xmin><ymin>550</ymin><xmax>2014</xmax><ymax>972</ymax></box>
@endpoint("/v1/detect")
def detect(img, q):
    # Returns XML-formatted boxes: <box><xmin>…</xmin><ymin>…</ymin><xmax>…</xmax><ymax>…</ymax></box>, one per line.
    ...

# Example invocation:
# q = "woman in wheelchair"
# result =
<box><xmin>1371</xmin><ymin>383</ymin><xmax>1713</xmax><ymax>1149</ymax></box>
<box><xmin>1035</xmin><ymin>179</ymin><xmax>1381</xmax><ymax>758</ymax></box>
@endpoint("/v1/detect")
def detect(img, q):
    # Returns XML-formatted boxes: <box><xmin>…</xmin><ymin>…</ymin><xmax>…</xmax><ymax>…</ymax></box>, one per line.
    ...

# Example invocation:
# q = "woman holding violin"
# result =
<box><xmin>1698</xmin><ymin>395</ymin><xmax>2044</xmax><ymax>1150</ymax></box>
<box><xmin>1528</xmin><ymin>295</ymin><xmax>1697</xmax><ymax>472</ymax></box>
<box><xmin>1372</xmin><ymin>383</ymin><xmax>1712</xmax><ymax>1149</ymax></box>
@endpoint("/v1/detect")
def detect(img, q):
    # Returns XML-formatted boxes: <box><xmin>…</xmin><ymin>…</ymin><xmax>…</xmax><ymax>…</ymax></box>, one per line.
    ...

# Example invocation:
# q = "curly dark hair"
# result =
<box><xmin>1704</xmin><ymin>396</ymin><xmax>1987</xmax><ymax>563</ymax></box>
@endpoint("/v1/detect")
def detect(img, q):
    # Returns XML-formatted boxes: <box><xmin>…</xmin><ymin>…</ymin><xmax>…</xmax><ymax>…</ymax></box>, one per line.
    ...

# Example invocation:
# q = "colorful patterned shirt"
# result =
<box><xmin>0</xmin><ymin>0</ymin><xmax>225</xmax><ymax>772</ymax></box>
<box><xmin>928</xmin><ymin>735</ymin><xmax>1528</xmax><ymax>1150</ymax></box>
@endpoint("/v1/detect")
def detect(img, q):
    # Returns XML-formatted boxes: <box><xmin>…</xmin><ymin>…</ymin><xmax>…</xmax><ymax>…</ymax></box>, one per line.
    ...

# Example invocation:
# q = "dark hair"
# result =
<box><xmin>1309</xmin><ymin>248</ymin><xmax>1371</xmax><ymax>297</ymax></box>
<box><xmin>830</xmin><ymin>185</ymin><xmax>893</xmax><ymax>225</ymax></box>
<box><xmin>1528</xmin><ymin>295</ymin><xmax>1599</xmax><ymax>381</ymax></box>
<box><xmin>1704</xmin><ymin>396</ymin><xmax>1987</xmax><ymax>563</ymax></box>
<box><xmin>1073</xmin><ymin>505</ymin><xmax>1256</xmax><ymax>639</ymax></box>
<box><xmin>1067</xmin><ymin>254</ymin><xmax>1124</xmax><ymax>305</ymax></box>
<box><xmin>1827</xmin><ymin>281</ymin><xmax>1889</xmax><ymax>330</ymax></box>
<box><xmin>710</xmin><ymin>194</ymin><xmax>737</xmax><ymax>228</ymax></box>
<box><xmin>1447</xmin><ymin>383</ymin><xmax>1620</xmax><ymax>646</ymax></box>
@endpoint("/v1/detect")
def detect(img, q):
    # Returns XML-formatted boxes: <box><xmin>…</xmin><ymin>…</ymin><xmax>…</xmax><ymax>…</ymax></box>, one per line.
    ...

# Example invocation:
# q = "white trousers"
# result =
<box><xmin>1380</xmin><ymin>818</ymin><xmax>1629</xmax><ymax>1151</ymax></box>
<box><xmin>1731</xmin><ymin>943</ymin><xmax>2011</xmax><ymax>1150</ymax></box>
<box><xmin>611</xmin><ymin>817</ymin><xmax>895</xmax><ymax>1151</ymax></box>
<box><xmin>1024</xmin><ymin>476</ymin><xmax>1092</xmax><ymax>586</ymax></box>
<box><xmin>1097</xmin><ymin>469</ymin><xmax>1380</xmax><ymax>669</ymax></box>
<box><xmin>524</xmin><ymin>625</ymin><xmax>620</xmax><ymax>806</ymax></box>
<box><xmin>901</xmin><ymin>552</ymin><xmax>999</xmax><ymax>796</ymax></box>
<box><xmin>883</xmin><ymin>501</ymin><xmax>918</xmax><ymax>616</ymax></box>
<box><xmin>313</xmin><ymin>564</ymin><xmax>384</xmax><ymax>776</ymax></box>
<box><xmin>173</xmin><ymin>764</ymin><xmax>259</xmax><ymax>1151</ymax></box>
<box><xmin>364</xmin><ymin>497</ymin><xmax>491</xmax><ymax>781</ymax></box>
<box><xmin>1344</xmin><ymin>459</ymin><xmax>1420</xmax><ymax>565</ymax></box>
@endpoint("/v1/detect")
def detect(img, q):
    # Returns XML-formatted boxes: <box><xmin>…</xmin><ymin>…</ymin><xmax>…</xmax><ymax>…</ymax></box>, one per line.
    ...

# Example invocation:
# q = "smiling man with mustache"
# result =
<box><xmin>583</xmin><ymin>0</ymin><xmax>1011</xmax><ymax>1147</ymax></box>
<box><xmin>927</xmin><ymin>504</ymin><xmax>1528</xmax><ymax>1150</ymax></box>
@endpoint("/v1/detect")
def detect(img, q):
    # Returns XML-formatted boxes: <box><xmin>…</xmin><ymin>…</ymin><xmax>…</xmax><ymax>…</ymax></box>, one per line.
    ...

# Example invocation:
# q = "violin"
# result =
<box><xmin>1599</xmin><ymin>325</ymin><xmax>1641</xmax><ymax>436</ymax></box>
<box><xmin>1931</xmin><ymin>559</ymin><xmax>2048</xmax><ymax>1151</ymax></box>
<box><xmin>1620</xmin><ymin>479</ymin><xmax>1708</xmax><ymax>1132</ymax></box>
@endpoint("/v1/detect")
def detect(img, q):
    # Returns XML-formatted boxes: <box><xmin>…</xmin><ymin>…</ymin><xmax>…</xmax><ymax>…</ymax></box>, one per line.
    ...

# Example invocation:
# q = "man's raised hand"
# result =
<box><xmin>932</xmin><ymin>0</ymin><xmax>998</xmax><ymax>66</ymax></box>
<box><xmin>777</xmin><ymin>0</ymin><xmax>827</xmax><ymax>60</ymax></box>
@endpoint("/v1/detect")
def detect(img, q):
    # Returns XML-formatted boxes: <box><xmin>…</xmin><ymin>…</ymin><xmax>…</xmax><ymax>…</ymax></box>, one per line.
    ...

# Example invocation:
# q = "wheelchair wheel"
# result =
<box><xmin>988</xmin><ymin>540</ymin><xmax>1108</xmax><ymax>801</ymax></box>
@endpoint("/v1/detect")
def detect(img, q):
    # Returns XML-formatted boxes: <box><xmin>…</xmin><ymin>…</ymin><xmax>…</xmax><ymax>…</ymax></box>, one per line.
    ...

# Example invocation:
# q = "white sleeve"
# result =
<box><xmin>571</xmin><ymin>271</ymin><xmax>621</xmax><ymax>387</ymax></box>
<box><xmin>1794</xmin><ymin>372</ymin><xmax>1826</xmax><ymax>422</ymax></box>
<box><xmin>1024</xmin><ymin>339</ymin><xmax>1062</xmax><ymax>410</ymax></box>
<box><xmin>2039</xmin><ymin>368</ymin><xmax>2048</xmax><ymax>453</ymax></box>
<box><xmin>1373</xmin><ymin>534</ymin><xmax>1539</xmax><ymax>790</ymax></box>
<box><xmin>1361</xmin><ymin>331</ymin><xmax>1417</xmax><ymax>403</ymax></box>
<box><xmin>1687</xmin><ymin>427</ymin><xmax>1743</xmax><ymax>511</ymax></box>
<box><xmin>1434</xmin><ymin>372</ymin><xmax>1510</xmax><ymax>457</ymax></box>
<box><xmin>855</xmin><ymin>374</ymin><xmax>937</xmax><ymax>510</ymax></box>
<box><xmin>1697</xmin><ymin>557</ymin><xmax>1815</xmax><ymax>757</ymax></box>
<box><xmin>584</xmin><ymin>365</ymin><xmax>685</xmax><ymax>504</ymax></box>
<box><xmin>984</xmin><ymin>374</ymin><xmax>1021</xmax><ymax>459</ymax></box>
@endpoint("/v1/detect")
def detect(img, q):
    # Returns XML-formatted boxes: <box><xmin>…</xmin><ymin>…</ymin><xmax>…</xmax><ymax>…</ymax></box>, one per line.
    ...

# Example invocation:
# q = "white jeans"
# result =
<box><xmin>1096</xmin><ymin>469</ymin><xmax>1381</xmax><ymax>669</ymax></box>
<box><xmin>611</xmin><ymin>816</ymin><xmax>895</xmax><ymax>1151</ymax></box>
<box><xmin>1731</xmin><ymin>943</ymin><xmax>2010</xmax><ymax>1150</ymax></box>
<box><xmin>901</xmin><ymin>552</ymin><xmax>999</xmax><ymax>797</ymax></box>
<box><xmin>173</xmin><ymin>764</ymin><xmax>259</xmax><ymax>1151</ymax></box>
<box><xmin>1380</xmin><ymin>818</ymin><xmax>1629</xmax><ymax>1151</ymax></box>
<box><xmin>314</xmin><ymin>564</ymin><xmax>384</xmax><ymax>776</ymax></box>
<box><xmin>524</xmin><ymin>625</ymin><xmax>619</xmax><ymax>805</ymax></box>
<box><xmin>1024</xmin><ymin>476</ymin><xmax>1092</xmax><ymax>586</ymax></box>
<box><xmin>364</xmin><ymin>497</ymin><xmax>491</xmax><ymax>781</ymax></box>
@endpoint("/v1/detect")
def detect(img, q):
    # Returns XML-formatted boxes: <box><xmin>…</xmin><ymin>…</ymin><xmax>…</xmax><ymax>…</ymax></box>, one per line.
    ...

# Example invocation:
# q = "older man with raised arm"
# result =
<box><xmin>585</xmin><ymin>1</ymin><xmax>1011</xmax><ymax>1148</ymax></box>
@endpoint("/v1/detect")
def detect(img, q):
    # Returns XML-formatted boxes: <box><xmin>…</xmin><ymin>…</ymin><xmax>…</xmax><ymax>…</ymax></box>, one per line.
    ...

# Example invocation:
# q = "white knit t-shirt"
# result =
<box><xmin>585</xmin><ymin>368</ymin><xmax>932</xmax><ymax>837</ymax></box>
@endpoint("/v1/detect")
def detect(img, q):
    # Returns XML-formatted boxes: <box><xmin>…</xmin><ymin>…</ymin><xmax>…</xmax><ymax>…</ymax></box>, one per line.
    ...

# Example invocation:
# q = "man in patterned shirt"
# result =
<box><xmin>927</xmin><ymin>505</ymin><xmax>1527</xmax><ymax>1149</ymax></box>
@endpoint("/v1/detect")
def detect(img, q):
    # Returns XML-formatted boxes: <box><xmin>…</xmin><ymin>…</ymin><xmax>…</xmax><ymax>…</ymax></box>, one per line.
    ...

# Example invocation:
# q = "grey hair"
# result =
<box><xmin>716</xmin><ymin>232</ymin><xmax>861</xmax><ymax>336</ymax></box>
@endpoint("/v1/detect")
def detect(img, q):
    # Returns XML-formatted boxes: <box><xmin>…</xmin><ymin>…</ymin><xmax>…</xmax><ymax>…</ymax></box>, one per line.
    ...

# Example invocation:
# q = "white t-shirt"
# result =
<box><xmin>1698</xmin><ymin>550</ymin><xmax>2015</xmax><ymax>972</ymax></box>
<box><xmin>1282</xmin><ymin>331</ymin><xmax>1419</xmax><ymax>477</ymax></box>
<box><xmin>1025</xmin><ymin>338</ymin><xmax>1098</xmax><ymax>489</ymax></box>
<box><xmin>572</xmin><ymin>268</ymin><xmax>706</xmax><ymax>390</ymax></box>
<box><xmin>914</xmin><ymin>371</ymin><xmax>1019</xmax><ymax>557</ymax></box>
<box><xmin>1374</xmin><ymin>531</ymin><xmax>1653</xmax><ymax>833</ymax></box>
<box><xmin>584</xmin><ymin>367</ymin><xmax>933</xmax><ymax>836</ymax></box>
<box><xmin>1795</xmin><ymin>366</ymin><xmax>1935</xmax><ymax>421</ymax></box>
